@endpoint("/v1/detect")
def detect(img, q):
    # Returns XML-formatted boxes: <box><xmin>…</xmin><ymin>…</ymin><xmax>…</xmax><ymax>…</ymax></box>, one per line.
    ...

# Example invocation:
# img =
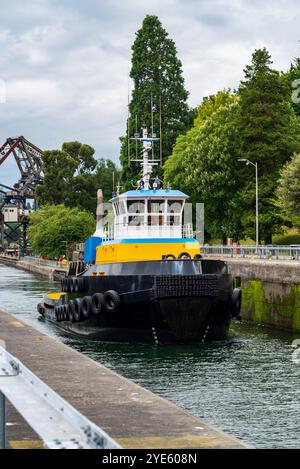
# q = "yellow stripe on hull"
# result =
<box><xmin>96</xmin><ymin>241</ymin><xmax>200</xmax><ymax>264</ymax></box>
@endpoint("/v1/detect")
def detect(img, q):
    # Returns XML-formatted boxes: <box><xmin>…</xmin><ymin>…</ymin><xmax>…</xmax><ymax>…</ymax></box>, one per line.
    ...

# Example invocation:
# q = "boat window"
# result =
<box><xmin>128</xmin><ymin>215</ymin><xmax>144</xmax><ymax>226</ymax></box>
<box><xmin>127</xmin><ymin>200</ymin><xmax>145</xmax><ymax>213</ymax></box>
<box><xmin>119</xmin><ymin>201</ymin><xmax>126</xmax><ymax>215</ymax></box>
<box><xmin>114</xmin><ymin>203</ymin><xmax>119</xmax><ymax>216</ymax></box>
<box><xmin>148</xmin><ymin>214</ymin><xmax>164</xmax><ymax>226</ymax></box>
<box><xmin>167</xmin><ymin>213</ymin><xmax>180</xmax><ymax>226</ymax></box>
<box><xmin>167</xmin><ymin>200</ymin><xmax>183</xmax><ymax>213</ymax></box>
<box><xmin>148</xmin><ymin>200</ymin><xmax>165</xmax><ymax>213</ymax></box>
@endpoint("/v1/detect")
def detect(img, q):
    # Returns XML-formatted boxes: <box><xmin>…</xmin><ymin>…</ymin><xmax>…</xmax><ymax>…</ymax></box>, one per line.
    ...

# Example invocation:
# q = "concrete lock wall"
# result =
<box><xmin>227</xmin><ymin>259</ymin><xmax>300</xmax><ymax>332</ymax></box>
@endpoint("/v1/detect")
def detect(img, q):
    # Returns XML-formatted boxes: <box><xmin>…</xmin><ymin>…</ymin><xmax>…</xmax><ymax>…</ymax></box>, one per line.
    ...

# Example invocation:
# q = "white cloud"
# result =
<box><xmin>0</xmin><ymin>0</ymin><xmax>299</xmax><ymax>186</ymax></box>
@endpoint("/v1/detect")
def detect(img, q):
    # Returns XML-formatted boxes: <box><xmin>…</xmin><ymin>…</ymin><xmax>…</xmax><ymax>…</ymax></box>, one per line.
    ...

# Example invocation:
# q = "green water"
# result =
<box><xmin>0</xmin><ymin>263</ymin><xmax>300</xmax><ymax>448</ymax></box>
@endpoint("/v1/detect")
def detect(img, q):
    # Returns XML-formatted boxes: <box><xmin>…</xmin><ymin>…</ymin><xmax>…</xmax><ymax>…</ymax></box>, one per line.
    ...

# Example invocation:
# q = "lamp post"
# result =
<box><xmin>238</xmin><ymin>158</ymin><xmax>259</xmax><ymax>248</ymax></box>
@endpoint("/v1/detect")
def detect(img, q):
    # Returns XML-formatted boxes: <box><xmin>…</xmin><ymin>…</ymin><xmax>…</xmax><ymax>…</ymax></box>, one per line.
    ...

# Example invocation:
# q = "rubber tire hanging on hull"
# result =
<box><xmin>80</xmin><ymin>296</ymin><xmax>92</xmax><ymax>319</ymax></box>
<box><xmin>178</xmin><ymin>252</ymin><xmax>191</xmax><ymax>260</ymax></box>
<box><xmin>91</xmin><ymin>293</ymin><xmax>104</xmax><ymax>315</ymax></box>
<box><xmin>73</xmin><ymin>298</ymin><xmax>82</xmax><ymax>322</ymax></box>
<box><xmin>231</xmin><ymin>288</ymin><xmax>242</xmax><ymax>317</ymax></box>
<box><xmin>103</xmin><ymin>290</ymin><xmax>120</xmax><ymax>314</ymax></box>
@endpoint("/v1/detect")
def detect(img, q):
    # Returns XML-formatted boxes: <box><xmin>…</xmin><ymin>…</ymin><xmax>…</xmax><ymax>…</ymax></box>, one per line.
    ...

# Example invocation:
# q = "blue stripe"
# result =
<box><xmin>103</xmin><ymin>238</ymin><xmax>196</xmax><ymax>245</ymax></box>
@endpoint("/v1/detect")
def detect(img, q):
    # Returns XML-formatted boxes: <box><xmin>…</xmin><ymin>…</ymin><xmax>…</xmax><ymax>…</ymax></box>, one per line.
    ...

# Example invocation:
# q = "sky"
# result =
<box><xmin>0</xmin><ymin>0</ymin><xmax>300</xmax><ymax>186</ymax></box>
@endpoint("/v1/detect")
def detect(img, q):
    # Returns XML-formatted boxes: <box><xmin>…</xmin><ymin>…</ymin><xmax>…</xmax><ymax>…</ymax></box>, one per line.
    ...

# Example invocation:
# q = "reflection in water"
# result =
<box><xmin>0</xmin><ymin>263</ymin><xmax>300</xmax><ymax>448</ymax></box>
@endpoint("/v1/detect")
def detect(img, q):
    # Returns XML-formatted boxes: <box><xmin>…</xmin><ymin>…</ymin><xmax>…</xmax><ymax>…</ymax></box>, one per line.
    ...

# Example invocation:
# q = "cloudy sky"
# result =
<box><xmin>0</xmin><ymin>0</ymin><xmax>300</xmax><ymax>186</ymax></box>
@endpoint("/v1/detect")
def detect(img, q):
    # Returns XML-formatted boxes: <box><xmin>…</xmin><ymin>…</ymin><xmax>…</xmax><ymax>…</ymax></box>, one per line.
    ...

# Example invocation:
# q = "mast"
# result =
<box><xmin>130</xmin><ymin>129</ymin><xmax>160</xmax><ymax>190</ymax></box>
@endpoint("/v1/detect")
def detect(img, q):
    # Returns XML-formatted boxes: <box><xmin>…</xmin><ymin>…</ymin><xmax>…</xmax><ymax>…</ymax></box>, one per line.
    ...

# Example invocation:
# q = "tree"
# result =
<box><xmin>288</xmin><ymin>58</ymin><xmax>300</xmax><ymax>117</ymax></box>
<box><xmin>36</xmin><ymin>142</ymin><xmax>119</xmax><ymax>212</ymax></box>
<box><xmin>164</xmin><ymin>91</ymin><xmax>244</xmax><ymax>240</ymax></box>
<box><xmin>277</xmin><ymin>153</ymin><xmax>300</xmax><ymax>226</ymax></box>
<box><xmin>94</xmin><ymin>159</ymin><xmax>121</xmax><ymax>202</ymax></box>
<box><xmin>120</xmin><ymin>15</ymin><xmax>192</xmax><ymax>189</ymax></box>
<box><xmin>237</xmin><ymin>48</ymin><xmax>300</xmax><ymax>243</ymax></box>
<box><xmin>28</xmin><ymin>205</ymin><xmax>95</xmax><ymax>259</ymax></box>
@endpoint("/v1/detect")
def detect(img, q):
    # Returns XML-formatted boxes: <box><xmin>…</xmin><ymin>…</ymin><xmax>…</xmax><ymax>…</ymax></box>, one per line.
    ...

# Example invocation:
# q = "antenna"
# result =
<box><xmin>127</xmin><ymin>81</ymin><xmax>131</xmax><ymax>167</ymax></box>
<box><xmin>112</xmin><ymin>171</ymin><xmax>115</xmax><ymax>192</ymax></box>
<box><xmin>151</xmin><ymin>94</ymin><xmax>154</xmax><ymax>160</ymax></box>
<box><xmin>135</xmin><ymin>115</ymin><xmax>138</xmax><ymax>160</ymax></box>
<box><xmin>159</xmin><ymin>94</ymin><xmax>163</xmax><ymax>166</ymax></box>
<box><xmin>130</xmin><ymin>129</ymin><xmax>160</xmax><ymax>190</ymax></box>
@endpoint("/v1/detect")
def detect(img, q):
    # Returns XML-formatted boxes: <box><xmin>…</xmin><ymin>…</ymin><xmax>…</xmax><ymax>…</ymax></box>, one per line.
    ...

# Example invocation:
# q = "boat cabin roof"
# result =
<box><xmin>110</xmin><ymin>189</ymin><xmax>188</xmax><ymax>202</ymax></box>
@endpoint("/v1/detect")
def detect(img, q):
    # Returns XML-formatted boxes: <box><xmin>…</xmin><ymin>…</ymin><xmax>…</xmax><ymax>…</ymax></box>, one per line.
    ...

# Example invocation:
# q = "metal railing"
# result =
<box><xmin>104</xmin><ymin>224</ymin><xmax>115</xmax><ymax>241</ymax></box>
<box><xmin>103</xmin><ymin>223</ymin><xmax>194</xmax><ymax>241</ymax></box>
<box><xmin>182</xmin><ymin>223</ymin><xmax>193</xmax><ymax>238</ymax></box>
<box><xmin>200</xmin><ymin>245</ymin><xmax>300</xmax><ymax>261</ymax></box>
<box><xmin>0</xmin><ymin>346</ymin><xmax>121</xmax><ymax>449</ymax></box>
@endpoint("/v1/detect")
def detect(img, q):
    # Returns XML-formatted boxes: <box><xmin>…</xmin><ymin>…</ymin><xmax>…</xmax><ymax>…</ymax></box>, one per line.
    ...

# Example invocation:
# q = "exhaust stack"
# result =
<box><xmin>94</xmin><ymin>189</ymin><xmax>104</xmax><ymax>237</ymax></box>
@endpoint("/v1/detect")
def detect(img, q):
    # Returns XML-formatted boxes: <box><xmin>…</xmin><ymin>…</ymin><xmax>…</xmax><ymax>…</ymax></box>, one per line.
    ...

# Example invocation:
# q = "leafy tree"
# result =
<box><xmin>237</xmin><ymin>48</ymin><xmax>300</xmax><ymax>243</ymax></box>
<box><xmin>36</xmin><ymin>142</ymin><xmax>119</xmax><ymax>212</ymax></box>
<box><xmin>94</xmin><ymin>159</ymin><xmax>120</xmax><ymax>202</ymax></box>
<box><xmin>277</xmin><ymin>153</ymin><xmax>300</xmax><ymax>226</ymax></box>
<box><xmin>287</xmin><ymin>58</ymin><xmax>300</xmax><ymax>117</ymax></box>
<box><xmin>164</xmin><ymin>91</ymin><xmax>243</xmax><ymax>240</ymax></box>
<box><xmin>120</xmin><ymin>15</ymin><xmax>192</xmax><ymax>189</ymax></box>
<box><xmin>28</xmin><ymin>205</ymin><xmax>95</xmax><ymax>259</ymax></box>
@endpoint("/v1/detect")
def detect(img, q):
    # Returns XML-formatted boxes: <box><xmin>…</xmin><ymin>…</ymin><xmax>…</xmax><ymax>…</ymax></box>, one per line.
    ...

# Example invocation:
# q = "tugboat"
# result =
<box><xmin>38</xmin><ymin>128</ymin><xmax>241</xmax><ymax>343</ymax></box>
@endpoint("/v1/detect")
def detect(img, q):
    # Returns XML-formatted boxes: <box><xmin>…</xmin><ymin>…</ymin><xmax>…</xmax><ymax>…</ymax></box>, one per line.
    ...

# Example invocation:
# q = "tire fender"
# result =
<box><xmin>91</xmin><ymin>293</ymin><xmax>104</xmax><ymax>315</ymax></box>
<box><xmin>162</xmin><ymin>254</ymin><xmax>176</xmax><ymax>260</ymax></box>
<box><xmin>80</xmin><ymin>296</ymin><xmax>93</xmax><ymax>319</ymax></box>
<box><xmin>178</xmin><ymin>252</ymin><xmax>191</xmax><ymax>260</ymax></box>
<box><xmin>103</xmin><ymin>290</ymin><xmax>120</xmax><ymax>314</ymax></box>
<box><xmin>73</xmin><ymin>298</ymin><xmax>82</xmax><ymax>322</ymax></box>
<box><xmin>231</xmin><ymin>288</ymin><xmax>242</xmax><ymax>317</ymax></box>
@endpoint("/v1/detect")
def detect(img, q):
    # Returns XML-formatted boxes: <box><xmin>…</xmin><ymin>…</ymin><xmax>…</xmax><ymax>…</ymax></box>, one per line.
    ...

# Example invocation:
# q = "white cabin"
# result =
<box><xmin>105</xmin><ymin>189</ymin><xmax>193</xmax><ymax>240</ymax></box>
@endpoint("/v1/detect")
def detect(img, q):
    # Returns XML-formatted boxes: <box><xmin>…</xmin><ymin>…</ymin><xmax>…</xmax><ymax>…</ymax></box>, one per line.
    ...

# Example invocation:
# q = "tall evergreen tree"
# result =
<box><xmin>237</xmin><ymin>48</ymin><xmax>300</xmax><ymax>243</ymax></box>
<box><xmin>120</xmin><ymin>15</ymin><xmax>192</xmax><ymax>189</ymax></box>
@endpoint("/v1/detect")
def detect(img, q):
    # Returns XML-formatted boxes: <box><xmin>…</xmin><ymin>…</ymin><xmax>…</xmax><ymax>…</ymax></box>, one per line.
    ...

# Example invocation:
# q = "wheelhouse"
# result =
<box><xmin>108</xmin><ymin>189</ymin><xmax>193</xmax><ymax>240</ymax></box>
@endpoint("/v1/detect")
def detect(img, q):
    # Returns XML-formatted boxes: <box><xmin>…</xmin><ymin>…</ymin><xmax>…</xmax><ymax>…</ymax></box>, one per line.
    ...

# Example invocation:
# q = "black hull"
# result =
<box><xmin>40</xmin><ymin>259</ymin><xmax>236</xmax><ymax>344</ymax></box>
<box><xmin>42</xmin><ymin>297</ymin><xmax>232</xmax><ymax>343</ymax></box>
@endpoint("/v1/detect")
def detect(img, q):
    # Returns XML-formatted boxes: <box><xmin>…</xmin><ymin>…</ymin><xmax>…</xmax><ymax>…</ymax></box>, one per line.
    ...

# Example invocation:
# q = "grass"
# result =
<box><xmin>272</xmin><ymin>228</ymin><xmax>300</xmax><ymax>245</ymax></box>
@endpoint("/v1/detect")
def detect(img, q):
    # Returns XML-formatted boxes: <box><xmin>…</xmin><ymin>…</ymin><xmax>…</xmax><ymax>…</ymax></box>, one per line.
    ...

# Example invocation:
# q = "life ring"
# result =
<box><xmin>178</xmin><ymin>252</ymin><xmax>191</xmax><ymax>260</ymax></box>
<box><xmin>103</xmin><ymin>290</ymin><xmax>120</xmax><ymax>314</ymax></box>
<box><xmin>193</xmin><ymin>254</ymin><xmax>202</xmax><ymax>260</ymax></box>
<box><xmin>73</xmin><ymin>298</ymin><xmax>82</xmax><ymax>322</ymax></box>
<box><xmin>231</xmin><ymin>288</ymin><xmax>242</xmax><ymax>317</ymax></box>
<box><xmin>91</xmin><ymin>293</ymin><xmax>104</xmax><ymax>315</ymax></box>
<box><xmin>162</xmin><ymin>254</ymin><xmax>176</xmax><ymax>260</ymax></box>
<box><xmin>80</xmin><ymin>296</ymin><xmax>93</xmax><ymax>319</ymax></box>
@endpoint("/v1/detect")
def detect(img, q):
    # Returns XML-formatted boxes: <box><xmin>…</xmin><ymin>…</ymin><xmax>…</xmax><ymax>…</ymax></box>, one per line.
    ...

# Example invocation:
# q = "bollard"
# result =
<box><xmin>0</xmin><ymin>391</ymin><xmax>6</xmax><ymax>449</ymax></box>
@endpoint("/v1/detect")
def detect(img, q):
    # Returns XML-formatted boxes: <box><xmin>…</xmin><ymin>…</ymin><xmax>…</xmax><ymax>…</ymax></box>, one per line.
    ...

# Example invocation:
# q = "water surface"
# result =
<box><xmin>0</xmin><ymin>263</ymin><xmax>299</xmax><ymax>448</ymax></box>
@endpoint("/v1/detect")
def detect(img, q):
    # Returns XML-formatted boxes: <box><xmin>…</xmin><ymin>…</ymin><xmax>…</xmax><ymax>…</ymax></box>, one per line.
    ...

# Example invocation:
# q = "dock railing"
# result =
<box><xmin>0</xmin><ymin>345</ymin><xmax>121</xmax><ymax>449</ymax></box>
<box><xmin>201</xmin><ymin>245</ymin><xmax>300</xmax><ymax>261</ymax></box>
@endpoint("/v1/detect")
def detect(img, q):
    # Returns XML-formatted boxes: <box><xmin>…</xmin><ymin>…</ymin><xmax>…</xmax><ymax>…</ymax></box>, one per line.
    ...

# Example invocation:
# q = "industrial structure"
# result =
<box><xmin>0</xmin><ymin>137</ymin><xmax>43</xmax><ymax>253</ymax></box>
